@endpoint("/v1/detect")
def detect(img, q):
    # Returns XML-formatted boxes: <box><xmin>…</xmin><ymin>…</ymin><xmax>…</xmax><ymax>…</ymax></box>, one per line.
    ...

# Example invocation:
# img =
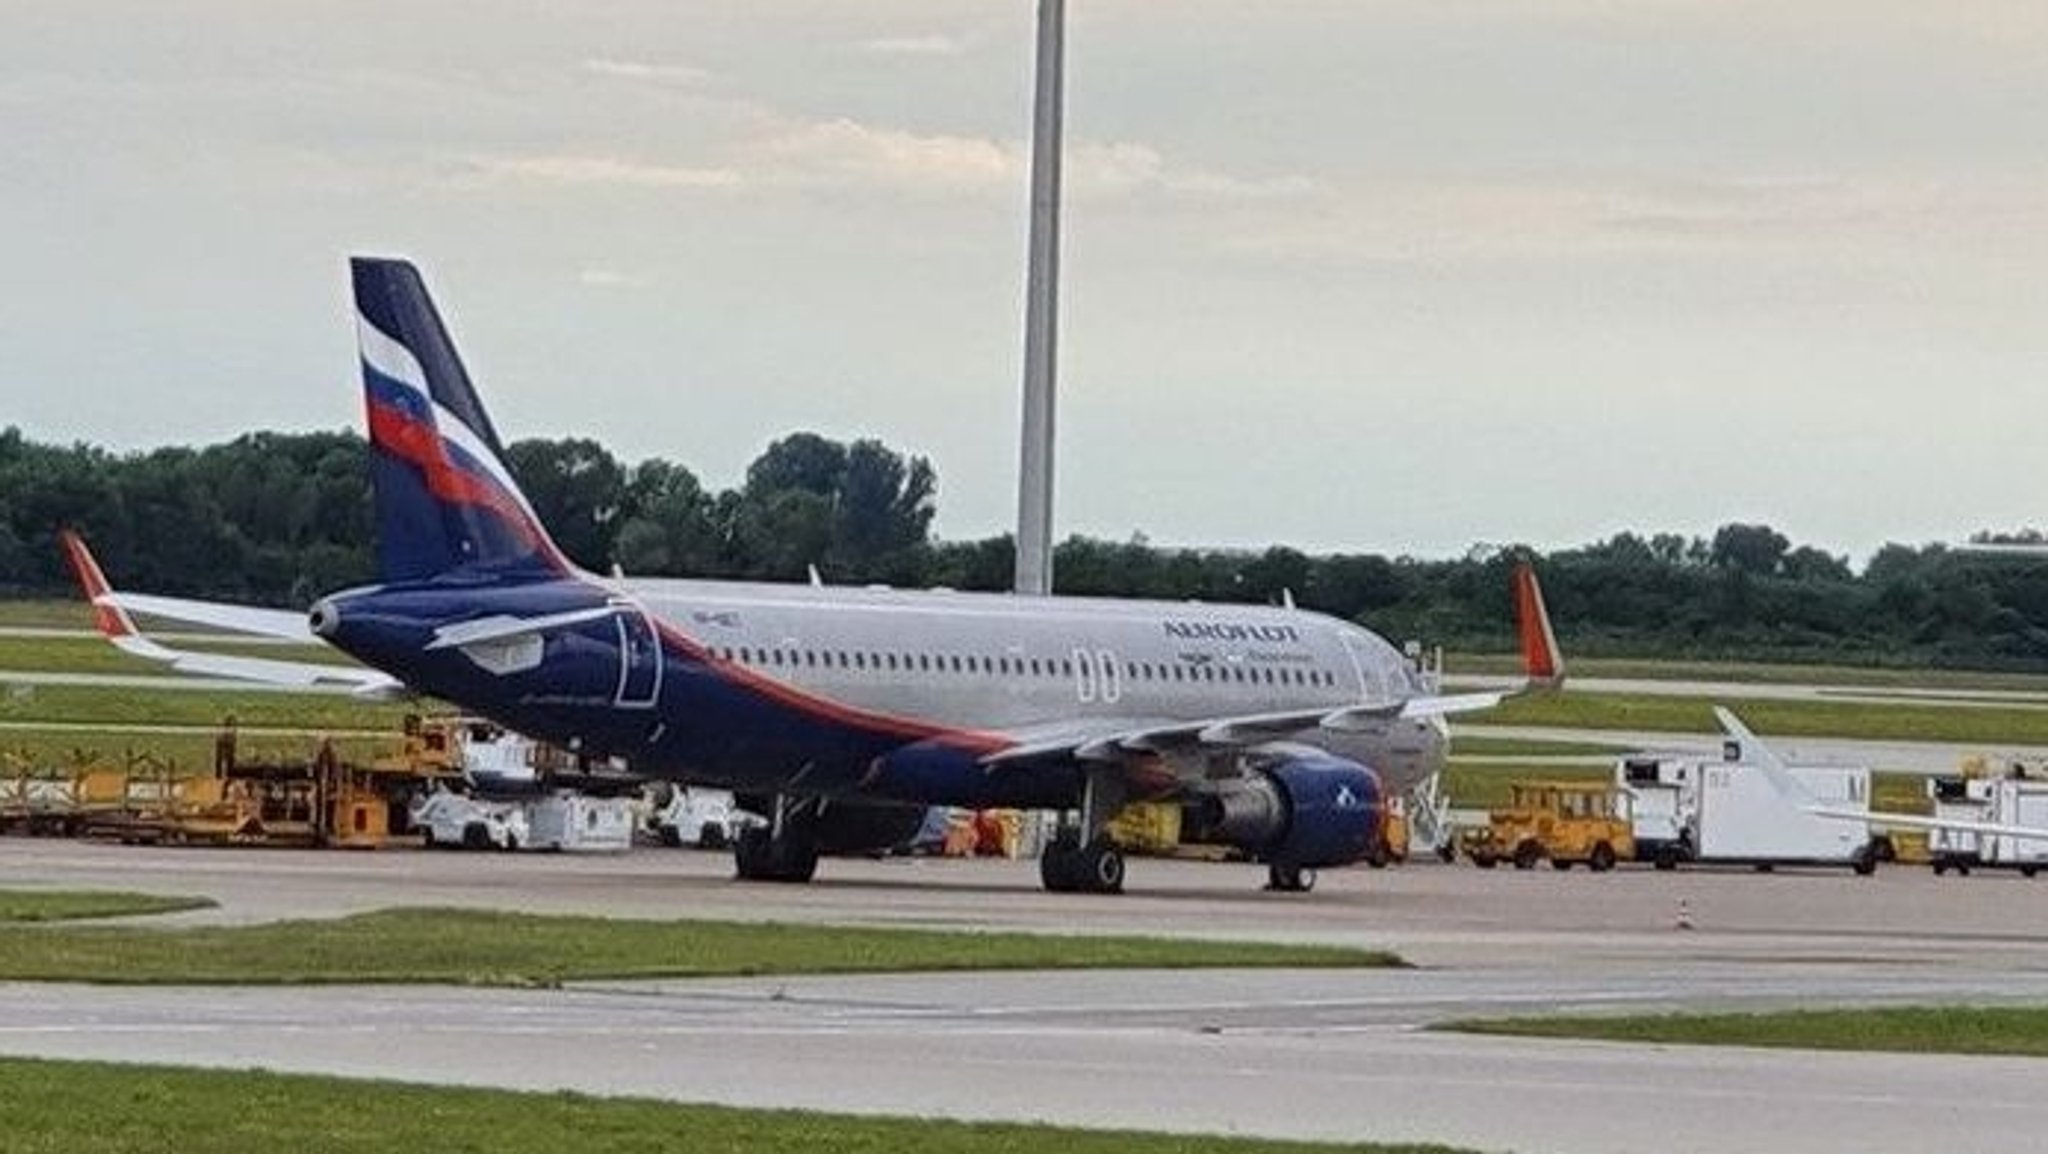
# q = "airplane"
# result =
<box><xmin>1716</xmin><ymin>706</ymin><xmax>2048</xmax><ymax>847</ymax></box>
<box><xmin>61</xmin><ymin>256</ymin><xmax>1565</xmax><ymax>895</ymax></box>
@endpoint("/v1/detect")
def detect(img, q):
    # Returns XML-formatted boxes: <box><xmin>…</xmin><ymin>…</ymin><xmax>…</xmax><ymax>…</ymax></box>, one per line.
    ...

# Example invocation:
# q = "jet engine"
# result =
<box><xmin>1184</xmin><ymin>747</ymin><xmax>1383</xmax><ymax>869</ymax></box>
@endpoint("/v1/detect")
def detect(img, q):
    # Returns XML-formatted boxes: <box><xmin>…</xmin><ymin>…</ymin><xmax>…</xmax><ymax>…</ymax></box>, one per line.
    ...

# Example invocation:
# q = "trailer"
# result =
<box><xmin>524</xmin><ymin>791</ymin><xmax>634</xmax><ymax>853</ymax></box>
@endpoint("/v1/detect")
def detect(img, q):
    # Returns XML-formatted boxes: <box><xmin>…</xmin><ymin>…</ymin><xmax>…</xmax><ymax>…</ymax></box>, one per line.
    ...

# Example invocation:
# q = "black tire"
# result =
<box><xmin>734</xmin><ymin>825</ymin><xmax>818</xmax><ymax>883</ymax></box>
<box><xmin>659</xmin><ymin>825</ymin><xmax>684</xmax><ymax>848</ymax></box>
<box><xmin>2024</xmin><ymin>866</ymin><xmax>2040</xmax><ymax>879</ymax></box>
<box><xmin>1932</xmin><ymin>859</ymin><xmax>1948</xmax><ymax>877</ymax></box>
<box><xmin>698</xmin><ymin>824</ymin><xmax>727</xmax><ymax>851</ymax></box>
<box><xmin>1473</xmin><ymin>853</ymin><xmax>1497</xmax><ymax>870</ymax></box>
<box><xmin>1590</xmin><ymin>843</ymin><xmax>1617</xmax><ymax>873</ymax></box>
<box><xmin>1513</xmin><ymin>841</ymin><xmax>1541</xmax><ymax>871</ymax></box>
<box><xmin>1082</xmin><ymin>840</ymin><xmax>1125</xmax><ymax>894</ymax></box>
<box><xmin>1653</xmin><ymin>847</ymin><xmax>1678</xmax><ymax>872</ymax></box>
<box><xmin>1436</xmin><ymin>844</ymin><xmax>1457</xmax><ymax>864</ymax></box>
<box><xmin>1852</xmin><ymin>844</ymin><xmax>1878</xmax><ymax>877</ymax></box>
<box><xmin>1267</xmin><ymin>864</ymin><xmax>1316</xmax><ymax>893</ymax></box>
<box><xmin>462</xmin><ymin>822</ymin><xmax>490</xmax><ymax>850</ymax></box>
<box><xmin>1040</xmin><ymin>831</ymin><xmax>1081</xmax><ymax>893</ymax></box>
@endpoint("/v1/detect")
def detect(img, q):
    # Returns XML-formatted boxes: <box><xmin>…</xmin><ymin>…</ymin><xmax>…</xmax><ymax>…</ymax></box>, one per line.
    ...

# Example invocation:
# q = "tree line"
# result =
<box><xmin>4</xmin><ymin>425</ymin><xmax>2047</xmax><ymax>670</ymax></box>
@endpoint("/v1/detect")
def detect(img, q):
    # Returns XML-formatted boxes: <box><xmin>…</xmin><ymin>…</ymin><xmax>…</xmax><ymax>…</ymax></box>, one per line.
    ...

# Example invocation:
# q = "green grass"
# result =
<box><xmin>0</xmin><ymin>907</ymin><xmax>1403</xmax><ymax>986</ymax></box>
<box><xmin>1447</xmin><ymin>652</ymin><xmax>2048</xmax><ymax>692</ymax></box>
<box><xmin>0</xmin><ymin>634</ymin><xmax>359</xmax><ymax>677</ymax></box>
<box><xmin>0</xmin><ymin>727</ymin><xmax>392</xmax><ymax>774</ymax></box>
<box><xmin>1444</xmin><ymin>1005</ymin><xmax>2048</xmax><ymax>1058</ymax></box>
<box><xmin>0</xmin><ymin>1058</ymin><xmax>1475</xmax><ymax>1154</ymax></box>
<box><xmin>0</xmin><ymin>682</ymin><xmax>418</xmax><ymax>731</ymax></box>
<box><xmin>1471</xmin><ymin>690</ymin><xmax>2048</xmax><ymax>745</ymax></box>
<box><xmin>0</xmin><ymin>890</ymin><xmax>217</xmax><ymax>922</ymax></box>
<box><xmin>0</xmin><ymin>600</ymin><xmax>90</xmax><ymax>629</ymax></box>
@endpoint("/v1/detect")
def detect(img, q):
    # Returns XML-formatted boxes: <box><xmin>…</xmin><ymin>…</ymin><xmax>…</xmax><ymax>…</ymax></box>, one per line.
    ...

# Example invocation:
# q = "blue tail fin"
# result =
<box><xmin>351</xmin><ymin>257</ymin><xmax>570</xmax><ymax>582</ymax></box>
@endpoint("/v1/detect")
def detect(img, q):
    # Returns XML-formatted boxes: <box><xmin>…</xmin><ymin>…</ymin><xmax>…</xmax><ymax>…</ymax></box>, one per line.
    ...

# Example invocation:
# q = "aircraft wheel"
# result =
<box><xmin>1266</xmin><ymin>864</ymin><xmax>1316</xmax><ymax>893</ymax></box>
<box><xmin>734</xmin><ymin>825</ymin><xmax>818</xmax><ymax>883</ymax></box>
<box><xmin>1078</xmin><ymin>840</ymin><xmax>1125</xmax><ymax>894</ymax></box>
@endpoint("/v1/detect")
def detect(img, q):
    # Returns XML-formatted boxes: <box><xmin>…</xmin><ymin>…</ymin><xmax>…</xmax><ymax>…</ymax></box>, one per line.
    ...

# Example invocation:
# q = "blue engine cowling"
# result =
<box><xmin>1189</xmin><ymin>750</ymin><xmax>1384</xmax><ymax>869</ymax></box>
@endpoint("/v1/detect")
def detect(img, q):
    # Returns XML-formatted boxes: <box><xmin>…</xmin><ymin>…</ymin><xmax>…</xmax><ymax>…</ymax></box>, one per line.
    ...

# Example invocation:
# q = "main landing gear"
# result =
<box><xmin>733</xmin><ymin>796</ymin><xmax>818</xmax><ymax>883</ymax></box>
<box><xmin>1040</xmin><ymin>830</ymin><xmax>1126</xmax><ymax>894</ymax></box>
<box><xmin>1265</xmin><ymin>864</ymin><xmax>1316</xmax><ymax>894</ymax></box>
<box><xmin>1041</xmin><ymin>769</ymin><xmax>1129</xmax><ymax>894</ymax></box>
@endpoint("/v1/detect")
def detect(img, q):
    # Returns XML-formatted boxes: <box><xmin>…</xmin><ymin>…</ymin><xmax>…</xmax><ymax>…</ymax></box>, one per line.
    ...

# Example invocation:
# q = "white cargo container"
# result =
<box><xmin>1694</xmin><ymin>761</ymin><xmax>1877</xmax><ymax>872</ymax></box>
<box><xmin>524</xmin><ymin>791</ymin><xmax>635</xmax><ymax>853</ymax></box>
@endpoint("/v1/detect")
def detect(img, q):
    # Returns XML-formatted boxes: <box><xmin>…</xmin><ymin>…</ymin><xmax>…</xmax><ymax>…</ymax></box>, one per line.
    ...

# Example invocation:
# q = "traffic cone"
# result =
<box><xmin>1674</xmin><ymin>898</ymin><xmax>1695</xmax><ymax>931</ymax></box>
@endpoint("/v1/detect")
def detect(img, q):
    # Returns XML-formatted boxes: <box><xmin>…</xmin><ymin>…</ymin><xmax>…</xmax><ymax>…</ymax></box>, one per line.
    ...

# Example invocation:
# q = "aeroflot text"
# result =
<box><xmin>1161</xmin><ymin>621</ymin><xmax>1302</xmax><ymax>644</ymax></box>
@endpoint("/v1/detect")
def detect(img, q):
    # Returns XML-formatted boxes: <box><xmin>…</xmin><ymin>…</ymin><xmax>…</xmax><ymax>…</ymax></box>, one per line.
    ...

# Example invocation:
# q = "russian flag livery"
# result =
<box><xmin>351</xmin><ymin>258</ymin><xmax>568</xmax><ymax>581</ymax></box>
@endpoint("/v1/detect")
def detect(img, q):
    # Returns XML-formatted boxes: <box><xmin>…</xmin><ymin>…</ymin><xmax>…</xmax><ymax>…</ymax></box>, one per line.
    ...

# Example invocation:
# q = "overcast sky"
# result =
<box><xmin>5</xmin><ymin>1</ymin><xmax>2047</xmax><ymax>563</ymax></box>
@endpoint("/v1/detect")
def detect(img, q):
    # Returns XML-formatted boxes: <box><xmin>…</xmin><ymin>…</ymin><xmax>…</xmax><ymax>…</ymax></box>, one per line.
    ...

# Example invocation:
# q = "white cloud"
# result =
<box><xmin>858</xmin><ymin>33</ymin><xmax>972</xmax><ymax>57</ymax></box>
<box><xmin>464</xmin><ymin>154</ymin><xmax>744</xmax><ymax>190</ymax></box>
<box><xmin>582</xmin><ymin>58</ymin><xmax>711</xmax><ymax>86</ymax></box>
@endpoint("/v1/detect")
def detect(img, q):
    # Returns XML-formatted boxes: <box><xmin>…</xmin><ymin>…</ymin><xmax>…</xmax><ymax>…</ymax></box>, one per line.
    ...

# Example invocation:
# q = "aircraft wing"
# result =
<box><xmin>1712</xmin><ymin>705</ymin><xmax>2048</xmax><ymax>845</ymax></box>
<box><xmin>59</xmin><ymin>530</ymin><xmax>404</xmax><ymax>698</ymax></box>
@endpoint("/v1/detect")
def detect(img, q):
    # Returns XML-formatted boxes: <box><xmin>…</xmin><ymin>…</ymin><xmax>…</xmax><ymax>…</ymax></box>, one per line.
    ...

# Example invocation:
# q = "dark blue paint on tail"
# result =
<box><xmin>351</xmin><ymin>258</ymin><xmax>570</xmax><ymax>582</ymax></box>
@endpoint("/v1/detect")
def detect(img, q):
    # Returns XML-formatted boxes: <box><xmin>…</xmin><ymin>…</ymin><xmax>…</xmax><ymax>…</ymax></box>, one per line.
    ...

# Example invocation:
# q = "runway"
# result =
<box><xmin>6</xmin><ymin>842</ymin><xmax>2048</xmax><ymax>1152</ymax></box>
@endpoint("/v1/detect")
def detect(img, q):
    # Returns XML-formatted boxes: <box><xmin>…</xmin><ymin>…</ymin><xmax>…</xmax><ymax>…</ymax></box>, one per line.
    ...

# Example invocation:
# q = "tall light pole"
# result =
<box><xmin>1013</xmin><ymin>0</ymin><xmax>1064</xmax><ymax>597</ymax></box>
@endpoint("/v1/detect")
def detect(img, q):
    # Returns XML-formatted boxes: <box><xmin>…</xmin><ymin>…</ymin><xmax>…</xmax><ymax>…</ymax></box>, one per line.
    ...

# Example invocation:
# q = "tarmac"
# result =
<box><xmin>5</xmin><ymin>842</ymin><xmax>2048</xmax><ymax>1151</ymax></box>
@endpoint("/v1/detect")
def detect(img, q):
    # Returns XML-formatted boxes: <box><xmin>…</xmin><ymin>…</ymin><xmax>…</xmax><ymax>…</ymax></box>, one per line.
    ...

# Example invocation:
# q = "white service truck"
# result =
<box><xmin>645</xmin><ymin>785</ymin><xmax>747</xmax><ymax>849</ymax></box>
<box><xmin>1616</xmin><ymin>753</ymin><xmax>1881</xmax><ymax>873</ymax></box>
<box><xmin>413</xmin><ymin>788</ymin><xmax>530</xmax><ymax>851</ymax></box>
<box><xmin>1926</xmin><ymin>775</ymin><xmax>2048</xmax><ymax>877</ymax></box>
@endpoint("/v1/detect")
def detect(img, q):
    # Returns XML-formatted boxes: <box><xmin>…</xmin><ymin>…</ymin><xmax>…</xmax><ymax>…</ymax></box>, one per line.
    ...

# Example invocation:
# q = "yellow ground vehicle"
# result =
<box><xmin>1462</xmin><ymin>781</ymin><xmax>1633</xmax><ymax>872</ymax></box>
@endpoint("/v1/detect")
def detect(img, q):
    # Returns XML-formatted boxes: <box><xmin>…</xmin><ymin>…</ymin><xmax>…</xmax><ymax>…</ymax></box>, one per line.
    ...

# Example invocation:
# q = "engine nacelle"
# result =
<box><xmin>1188</xmin><ymin>749</ymin><xmax>1383</xmax><ymax>869</ymax></box>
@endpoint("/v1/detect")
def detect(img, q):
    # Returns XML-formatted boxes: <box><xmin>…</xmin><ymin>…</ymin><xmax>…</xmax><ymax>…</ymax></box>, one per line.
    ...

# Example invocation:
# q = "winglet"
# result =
<box><xmin>1713</xmin><ymin>706</ymin><xmax>1814</xmax><ymax>806</ymax></box>
<box><xmin>58</xmin><ymin>530</ymin><xmax>140</xmax><ymax>640</ymax></box>
<box><xmin>1513</xmin><ymin>562</ymin><xmax>1564</xmax><ymax>690</ymax></box>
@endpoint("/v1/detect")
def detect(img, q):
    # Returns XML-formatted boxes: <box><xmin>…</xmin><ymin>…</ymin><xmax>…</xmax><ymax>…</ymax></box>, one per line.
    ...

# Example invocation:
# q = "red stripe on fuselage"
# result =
<box><xmin>643</xmin><ymin>613</ymin><xmax>1010</xmax><ymax>756</ymax></box>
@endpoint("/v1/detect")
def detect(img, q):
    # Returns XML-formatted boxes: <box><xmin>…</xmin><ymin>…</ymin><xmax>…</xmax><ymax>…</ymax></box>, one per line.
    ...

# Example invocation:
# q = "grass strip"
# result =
<box><xmin>1443</xmin><ymin>1005</ymin><xmax>2048</xmax><ymax>1058</ymax></box>
<box><xmin>1472</xmin><ymin>691</ymin><xmax>2048</xmax><ymax>745</ymax></box>
<box><xmin>0</xmin><ymin>890</ymin><xmax>217</xmax><ymax>923</ymax></box>
<box><xmin>0</xmin><ymin>1057</ymin><xmax>1474</xmax><ymax>1154</ymax></box>
<box><xmin>0</xmin><ymin>727</ymin><xmax>392</xmax><ymax>775</ymax></box>
<box><xmin>0</xmin><ymin>682</ymin><xmax>419</xmax><ymax>731</ymax></box>
<box><xmin>1449</xmin><ymin>735</ymin><xmax>1629</xmax><ymax>758</ymax></box>
<box><xmin>0</xmin><ymin>907</ymin><xmax>1403</xmax><ymax>986</ymax></box>
<box><xmin>0</xmin><ymin>634</ymin><xmax>360</xmax><ymax>677</ymax></box>
<box><xmin>1447</xmin><ymin>652</ymin><xmax>2048</xmax><ymax>693</ymax></box>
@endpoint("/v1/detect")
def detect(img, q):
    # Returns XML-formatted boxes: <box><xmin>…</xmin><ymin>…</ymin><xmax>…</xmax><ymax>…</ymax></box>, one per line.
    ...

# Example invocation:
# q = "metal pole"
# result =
<box><xmin>1013</xmin><ymin>0</ymin><xmax>1064</xmax><ymax>597</ymax></box>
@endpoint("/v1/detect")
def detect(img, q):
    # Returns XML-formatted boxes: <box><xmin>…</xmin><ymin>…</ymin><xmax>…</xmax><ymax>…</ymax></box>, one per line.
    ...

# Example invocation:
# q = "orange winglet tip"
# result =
<box><xmin>1513</xmin><ymin>562</ymin><xmax>1564</xmax><ymax>687</ymax></box>
<box><xmin>57</xmin><ymin>530</ymin><xmax>135</xmax><ymax>639</ymax></box>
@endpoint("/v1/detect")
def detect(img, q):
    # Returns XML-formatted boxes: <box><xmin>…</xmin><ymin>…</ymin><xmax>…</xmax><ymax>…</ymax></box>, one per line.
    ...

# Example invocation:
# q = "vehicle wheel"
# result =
<box><xmin>1956</xmin><ymin>863</ymin><xmax>1972</xmax><ymax>877</ymax></box>
<box><xmin>1366</xmin><ymin>845</ymin><xmax>1390</xmax><ymax>869</ymax></box>
<box><xmin>2024</xmin><ymin>866</ymin><xmax>2040</xmax><ymax>879</ymax></box>
<box><xmin>1512</xmin><ymin>841</ymin><xmax>1541</xmax><ymax>871</ymax></box>
<box><xmin>1039</xmin><ymin>831</ymin><xmax>1081</xmax><ymax>893</ymax></box>
<box><xmin>698</xmin><ymin>824</ymin><xmax>727</xmax><ymax>851</ymax></box>
<box><xmin>502</xmin><ymin>834</ymin><xmax>519</xmax><ymax>852</ymax></box>
<box><xmin>1080</xmin><ymin>840</ymin><xmax>1125</xmax><ymax>894</ymax></box>
<box><xmin>659</xmin><ymin>825</ymin><xmax>684</xmax><ymax>848</ymax></box>
<box><xmin>1653</xmin><ymin>848</ymin><xmax>1678</xmax><ymax>872</ymax></box>
<box><xmin>1932</xmin><ymin>859</ymin><xmax>1948</xmax><ymax>877</ymax></box>
<box><xmin>1267</xmin><ymin>864</ymin><xmax>1316</xmax><ymax>893</ymax></box>
<box><xmin>1589</xmin><ymin>843</ymin><xmax>1616</xmax><ymax>873</ymax></box>
<box><xmin>1852</xmin><ymin>844</ymin><xmax>1878</xmax><ymax>877</ymax></box>
<box><xmin>1473</xmin><ymin>854</ymin><xmax>1497</xmax><ymax>870</ymax></box>
<box><xmin>734</xmin><ymin>825</ymin><xmax>818</xmax><ymax>883</ymax></box>
<box><xmin>421</xmin><ymin>827</ymin><xmax>436</xmax><ymax>848</ymax></box>
<box><xmin>462</xmin><ymin>822</ymin><xmax>490</xmax><ymax>850</ymax></box>
<box><xmin>1437</xmin><ymin>844</ymin><xmax>1457</xmax><ymax>864</ymax></box>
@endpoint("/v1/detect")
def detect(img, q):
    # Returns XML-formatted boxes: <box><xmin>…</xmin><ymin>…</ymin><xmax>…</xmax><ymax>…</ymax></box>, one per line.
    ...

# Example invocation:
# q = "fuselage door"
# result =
<box><xmin>614</xmin><ymin>606</ymin><xmax>663</xmax><ymax>709</ymax></box>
